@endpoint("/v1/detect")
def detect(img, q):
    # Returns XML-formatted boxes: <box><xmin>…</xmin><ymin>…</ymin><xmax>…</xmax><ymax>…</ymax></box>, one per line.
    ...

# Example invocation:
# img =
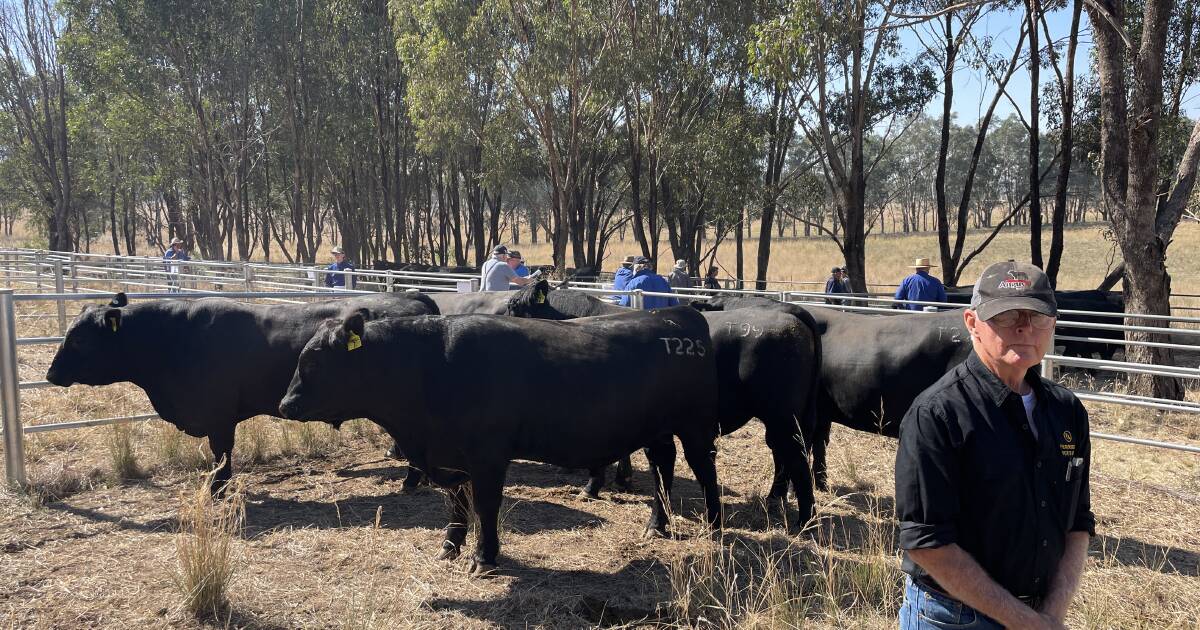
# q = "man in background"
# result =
<box><xmin>894</xmin><ymin>257</ymin><xmax>947</xmax><ymax>310</ymax></box>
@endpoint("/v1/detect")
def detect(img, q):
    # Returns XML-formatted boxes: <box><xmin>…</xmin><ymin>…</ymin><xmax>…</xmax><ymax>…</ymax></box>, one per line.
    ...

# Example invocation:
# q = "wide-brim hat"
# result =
<box><xmin>621</xmin><ymin>255</ymin><xmax>637</xmax><ymax>266</ymax></box>
<box><xmin>971</xmin><ymin>260</ymin><xmax>1057</xmax><ymax>321</ymax></box>
<box><xmin>507</xmin><ymin>250</ymin><xmax>522</xmax><ymax>260</ymax></box>
<box><xmin>674</xmin><ymin>259</ymin><xmax>687</xmax><ymax>270</ymax></box>
<box><xmin>331</xmin><ymin>246</ymin><xmax>345</xmax><ymax>255</ymax></box>
<box><xmin>908</xmin><ymin>257</ymin><xmax>936</xmax><ymax>268</ymax></box>
<box><xmin>170</xmin><ymin>238</ymin><xmax>184</xmax><ymax>246</ymax></box>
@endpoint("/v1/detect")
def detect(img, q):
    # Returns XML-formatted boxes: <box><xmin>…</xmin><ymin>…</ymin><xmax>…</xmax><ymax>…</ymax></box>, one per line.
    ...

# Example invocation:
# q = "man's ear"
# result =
<box><xmin>109</xmin><ymin>292</ymin><xmax>128</xmax><ymax>308</ymax></box>
<box><xmin>104</xmin><ymin>308</ymin><xmax>122</xmax><ymax>332</ymax></box>
<box><xmin>963</xmin><ymin>309</ymin><xmax>978</xmax><ymax>338</ymax></box>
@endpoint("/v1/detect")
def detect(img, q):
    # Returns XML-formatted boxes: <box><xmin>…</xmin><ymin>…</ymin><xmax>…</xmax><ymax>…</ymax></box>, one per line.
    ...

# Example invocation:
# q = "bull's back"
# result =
<box><xmin>434</xmin><ymin>310</ymin><xmax>716</xmax><ymax>463</ymax></box>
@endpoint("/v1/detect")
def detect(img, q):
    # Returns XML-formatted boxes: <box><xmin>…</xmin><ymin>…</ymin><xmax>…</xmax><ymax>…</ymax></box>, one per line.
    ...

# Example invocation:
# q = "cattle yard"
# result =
<box><xmin>1</xmin><ymin>248</ymin><xmax>1198</xmax><ymax>628</ymax></box>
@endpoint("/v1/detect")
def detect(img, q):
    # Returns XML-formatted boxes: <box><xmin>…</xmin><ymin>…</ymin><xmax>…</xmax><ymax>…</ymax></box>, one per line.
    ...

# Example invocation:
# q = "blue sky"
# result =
<box><xmin>899</xmin><ymin>5</ymin><xmax>1200</xmax><ymax>125</ymax></box>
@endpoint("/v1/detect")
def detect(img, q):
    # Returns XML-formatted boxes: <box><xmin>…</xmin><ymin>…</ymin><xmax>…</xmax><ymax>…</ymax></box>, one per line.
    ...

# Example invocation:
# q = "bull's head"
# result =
<box><xmin>46</xmin><ymin>293</ymin><xmax>129</xmax><ymax>387</ymax></box>
<box><xmin>506</xmin><ymin>279</ymin><xmax>563</xmax><ymax>319</ymax></box>
<box><xmin>279</xmin><ymin>312</ymin><xmax>369</xmax><ymax>422</ymax></box>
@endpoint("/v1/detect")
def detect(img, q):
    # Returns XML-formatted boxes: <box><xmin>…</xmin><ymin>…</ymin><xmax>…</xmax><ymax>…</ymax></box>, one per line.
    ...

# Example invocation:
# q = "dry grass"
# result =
<box><xmin>174</xmin><ymin>468</ymin><xmax>246</xmax><ymax>618</ymax></box>
<box><xmin>105</xmin><ymin>423</ymin><xmax>142</xmax><ymax>481</ymax></box>
<box><xmin>0</xmin><ymin>225</ymin><xmax>1198</xmax><ymax>628</ymax></box>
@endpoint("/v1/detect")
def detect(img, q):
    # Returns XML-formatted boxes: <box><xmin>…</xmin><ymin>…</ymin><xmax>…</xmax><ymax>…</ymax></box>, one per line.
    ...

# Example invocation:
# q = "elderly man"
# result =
<box><xmin>667</xmin><ymin>259</ymin><xmax>691</xmax><ymax>289</ymax></box>
<box><xmin>482</xmin><ymin>246</ymin><xmax>536</xmax><ymax>291</ymax></box>
<box><xmin>895</xmin><ymin>257</ymin><xmax>947</xmax><ymax>310</ymax></box>
<box><xmin>895</xmin><ymin>261</ymin><xmax>1093</xmax><ymax>630</ymax></box>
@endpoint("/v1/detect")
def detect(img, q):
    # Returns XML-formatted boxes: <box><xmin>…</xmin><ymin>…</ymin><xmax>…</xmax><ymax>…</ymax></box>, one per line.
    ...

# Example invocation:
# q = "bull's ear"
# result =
<box><xmin>109</xmin><ymin>293</ymin><xmax>128</xmax><ymax>308</ymax></box>
<box><xmin>104</xmin><ymin>308</ymin><xmax>122</xmax><ymax>332</ymax></box>
<box><xmin>343</xmin><ymin>312</ymin><xmax>365</xmax><ymax>351</ymax></box>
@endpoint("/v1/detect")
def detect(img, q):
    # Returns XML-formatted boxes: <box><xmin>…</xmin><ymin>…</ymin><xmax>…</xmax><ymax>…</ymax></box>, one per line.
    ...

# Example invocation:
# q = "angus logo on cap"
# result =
<box><xmin>997</xmin><ymin>270</ymin><xmax>1031</xmax><ymax>291</ymax></box>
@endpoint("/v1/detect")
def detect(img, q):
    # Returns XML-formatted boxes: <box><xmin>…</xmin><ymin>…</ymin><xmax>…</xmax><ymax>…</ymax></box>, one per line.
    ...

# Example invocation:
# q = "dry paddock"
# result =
<box><xmin>1</xmin><ymin>300</ymin><xmax>1199</xmax><ymax>629</ymax></box>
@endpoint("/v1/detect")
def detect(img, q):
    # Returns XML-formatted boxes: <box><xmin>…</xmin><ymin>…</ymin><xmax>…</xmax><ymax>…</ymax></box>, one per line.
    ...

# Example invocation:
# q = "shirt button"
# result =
<box><xmin>1040</xmin><ymin>500</ymin><xmax>1047</xmax><ymax>508</ymax></box>
<box><xmin>1023</xmin><ymin>424</ymin><xmax>1030</xmax><ymax>431</ymax></box>
<box><xmin>1043</xmin><ymin>539</ymin><xmax>1048</xmax><ymax>547</ymax></box>
<box><xmin>1036</xmin><ymin>461</ymin><xmax>1043</xmax><ymax>468</ymax></box>
<box><xmin>1034</xmin><ymin>577</ymin><xmax>1041</xmax><ymax>584</ymax></box>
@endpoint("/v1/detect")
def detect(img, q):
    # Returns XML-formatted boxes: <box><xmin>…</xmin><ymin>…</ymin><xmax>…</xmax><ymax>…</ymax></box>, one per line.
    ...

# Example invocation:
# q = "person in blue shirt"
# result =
<box><xmin>324</xmin><ymin>246</ymin><xmax>356</xmax><ymax>289</ymax></box>
<box><xmin>613</xmin><ymin>255</ymin><xmax>636</xmax><ymax>291</ymax></box>
<box><xmin>894</xmin><ymin>257</ymin><xmax>947</xmax><ymax>310</ymax></box>
<box><xmin>619</xmin><ymin>257</ymin><xmax>679</xmax><ymax>309</ymax></box>
<box><xmin>509</xmin><ymin>250</ymin><xmax>529</xmax><ymax>277</ymax></box>
<box><xmin>163</xmin><ymin>237</ymin><xmax>190</xmax><ymax>263</ymax></box>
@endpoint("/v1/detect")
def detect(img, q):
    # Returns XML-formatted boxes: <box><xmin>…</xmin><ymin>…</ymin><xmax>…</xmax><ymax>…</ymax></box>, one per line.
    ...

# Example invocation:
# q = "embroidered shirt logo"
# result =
<box><xmin>997</xmin><ymin>270</ymin><xmax>1031</xmax><ymax>291</ymax></box>
<box><xmin>1059</xmin><ymin>430</ymin><xmax>1076</xmax><ymax>457</ymax></box>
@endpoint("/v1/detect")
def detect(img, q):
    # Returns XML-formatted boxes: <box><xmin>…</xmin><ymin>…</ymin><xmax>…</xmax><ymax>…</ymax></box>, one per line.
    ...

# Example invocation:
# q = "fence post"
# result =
<box><xmin>34</xmin><ymin>254</ymin><xmax>42</xmax><ymax>289</ymax></box>
<box><xmin>242</xmin><ymin>264</ymin><xmax>255</xmax><ymax>291</ymax></box>
<box><xmin>69</xmin><ymin>253</ymin><xmax>78</xmax><ymax>293</ymax></box>
<box><xmin>0</xmin><ymin>289</ymin><xmax>26</xmax><ymax>487</ymax></box>
<box><xmin>343</xmin><ymin>269</ymin><xmax>354</xmax><ymax>291</ymax></box>
<box><xmin>387</xmin><ymin>269</ymin><xmax>396</xmax><ymax>292</ymax></box>
<box><xmin>53</xmin><ymin>261</ymin><xmax>65</xmax><ymax>335</ymax></box>
<box><xmin>631</xmin><ymin>290</ymin><xmax>644</xmax><ymax>310</ymax></box>
<box><xmin>1042</xmin><ymin>329</ymin><xmax>1056</xmax><ymax>380</ymax></box>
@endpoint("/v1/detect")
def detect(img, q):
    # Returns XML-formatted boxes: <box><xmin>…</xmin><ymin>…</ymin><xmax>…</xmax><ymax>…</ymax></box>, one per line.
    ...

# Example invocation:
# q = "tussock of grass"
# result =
<box><xmin>105</xmin><ymin>423</ymin><xmax>141</xmax><ymax>481</ymax></box>
<box><xmin>22</xmin><ymin>460</ymin><xmax>103</xmax><ymax>507</ymax></box>
<box><xmin>234</xmin><ymin>418</ymin><xmax>273</xmax><ymax>466</ymax></box>
<box><xmin>295</xmin><ymin>422</ymin><xmax>340</xmax><ymax>458</ymax></box>
<box><xmin>174</xmin><ymin>466</ymin><xmax>245</xmax><ymax>618</ymax></box>
<box><xmin>153</xmin><ymin>423</ymin><xmax>211</xmax><ymax>471</ymax></box>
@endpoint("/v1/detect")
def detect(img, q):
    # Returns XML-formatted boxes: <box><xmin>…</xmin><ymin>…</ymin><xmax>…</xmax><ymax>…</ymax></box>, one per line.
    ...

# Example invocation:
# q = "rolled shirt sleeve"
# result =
<box><xmin>895</xmin><ymin>402</ymin><xmax>961</xmax><ymax>550</ymax></box>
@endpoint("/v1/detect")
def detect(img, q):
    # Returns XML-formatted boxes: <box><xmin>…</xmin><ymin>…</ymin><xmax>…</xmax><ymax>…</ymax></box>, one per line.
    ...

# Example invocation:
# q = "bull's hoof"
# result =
<box><xmin>643</xmin><ymin>526</ymin><xmax>669</xmax><ymax>540</ymax></box>
<box><xmin>468</xmin><ymin>559</ymin><xmax>498</xmax><ymax>578</ymax></box>
<box><xmin>577</xmin><ymin>489</ymin><xmax>602</xmax><ymax>501</ymax></box>
<box><xmin>436</xmin><ymin>540</ymin><xmax>461</xmax><ymax>561</ymax></box>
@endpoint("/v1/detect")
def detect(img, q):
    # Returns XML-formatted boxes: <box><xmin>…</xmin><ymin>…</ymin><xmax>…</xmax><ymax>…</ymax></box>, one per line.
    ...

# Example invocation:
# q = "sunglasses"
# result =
<box><xmin>987</xmin><ymin>310</ymin><xmax>1056</xmax><ymax>330</ymax></box>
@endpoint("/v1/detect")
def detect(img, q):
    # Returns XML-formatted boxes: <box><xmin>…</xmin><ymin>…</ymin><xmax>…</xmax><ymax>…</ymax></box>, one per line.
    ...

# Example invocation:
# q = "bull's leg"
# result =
<box><xmin>764</xmin><ymin>417</ymin><xmax>815</xmax><ymax>527</ymax></box>
<box><xmin>437</xmin><ymin>484</ymin><xmax>471</xmax><ymax>561</ymax></box>
<box><xmin>207</xmin><ymin>425</ymin><xmax>236</xmax><ymax>496</ymax></box>
<box><xmin>468</xmin><ymin>466</ymin><xmax>508</xmax><ymax>576</ymax></box>
<box><xmin>581</xmin><ymin>466</ymin><xmax>606</xmax><ymax>500</ymax></box>
<box><xmin>643</xmin><ymin>437</ymin><xmax>677</xmax><ymax>538</ymax></box>
<box><xmin>809</xmin><ymin>420</ymin><xmax>832</xmax><ymax>492</ymax></box>
<box><xmin>402</xmin><ymin>466</ymin><xmax>427</xmax><ymax>492</ymax></box>
<box><xmin>680</xmin><ymin>435</ymin><xmax>722</xmax><ymax>533</ymax></box>
<box><xmin>614</xmin><ymin>455</ymin><xmax>633</xmax><ymax>490</ymax></box>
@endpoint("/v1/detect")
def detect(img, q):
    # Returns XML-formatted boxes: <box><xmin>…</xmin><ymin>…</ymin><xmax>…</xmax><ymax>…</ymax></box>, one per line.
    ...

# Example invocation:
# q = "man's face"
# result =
<box><xmin>172</xmin><ymin>243</ymin><xmax>182</xmax><ymax>250</ymax></box>
<box><xmin>334</xmin><ymin>253</ymin><xmax>346</xmax><ymax>264</ymax></box>
<box><xmin>965</xmin><ymin>308</ymin><xmax>1055</xmax><ymax>372</ymax></box>
<box><xmin>507</xmin><ymin>257</ymin><xmax>520</xmax><ymax>269</ymax></box>
<box><xmin>833</xmin><ymin>270</ymin><xmax>842</xmax><ymax>279</ymax></box>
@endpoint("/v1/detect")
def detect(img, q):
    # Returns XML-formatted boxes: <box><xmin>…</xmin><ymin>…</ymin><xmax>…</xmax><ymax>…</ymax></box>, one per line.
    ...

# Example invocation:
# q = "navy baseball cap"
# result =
<box><xmin>970</xmin><ymin>261</ymin><xmax>1057</xmax><ymax>321</ymax></box>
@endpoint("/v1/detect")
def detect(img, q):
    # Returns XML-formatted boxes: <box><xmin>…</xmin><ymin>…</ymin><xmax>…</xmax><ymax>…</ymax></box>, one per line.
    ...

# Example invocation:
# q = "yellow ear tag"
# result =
<box><xmin>536</xmin><ymin>291</ymin><xmax>546</xmax><ymax>304</ymax></box>
<box><xmin>346</xmin><ymin>331</ymin><xmax>362</xmax><ymax>351</ymax></box>
<box><xmin>109</xmin><ymin>318</ymin><xmax>119</xmax><ymax>332</ymax></box>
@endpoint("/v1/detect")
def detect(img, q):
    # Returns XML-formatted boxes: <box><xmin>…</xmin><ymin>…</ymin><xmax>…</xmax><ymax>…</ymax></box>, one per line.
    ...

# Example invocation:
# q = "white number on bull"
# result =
<box><xmin>659</xmin><ymin>337</ymin><xmax>706</xmax><ymax>357</ymax></box>
<box><xmin>724</xmin><ymin>321</ymin><xmax>764</xmax><ymax>338</ymax></box>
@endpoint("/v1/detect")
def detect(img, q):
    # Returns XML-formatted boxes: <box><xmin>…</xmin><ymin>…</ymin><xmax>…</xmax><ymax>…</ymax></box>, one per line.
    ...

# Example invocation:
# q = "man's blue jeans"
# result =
<box><xmin>898</xmin><ymin>575</ymin><xmax>1005</xmax><ymax>629</ymax></box>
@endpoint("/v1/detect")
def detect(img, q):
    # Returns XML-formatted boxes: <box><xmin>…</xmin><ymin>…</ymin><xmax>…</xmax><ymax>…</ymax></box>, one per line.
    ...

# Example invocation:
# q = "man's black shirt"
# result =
<box><xmin>895</xmin><ymin>352</ymin><xmax>1095</xmax><ymax>600</ymax></box>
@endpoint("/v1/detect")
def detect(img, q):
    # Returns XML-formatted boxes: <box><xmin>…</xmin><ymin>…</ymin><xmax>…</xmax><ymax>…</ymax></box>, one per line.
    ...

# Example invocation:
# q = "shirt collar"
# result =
<box><xmin>965</xmin><ymin>351</ymin><xmax>1045</xmax><ymax>407</ymax></box>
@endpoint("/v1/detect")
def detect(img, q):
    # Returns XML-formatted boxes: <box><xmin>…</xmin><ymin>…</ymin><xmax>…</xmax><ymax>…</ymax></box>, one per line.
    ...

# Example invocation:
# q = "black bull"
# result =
<box><xmin>279</xmin><ymin>307</ymin><xmax>722</xmax><ymax>574</ymax></box>
<box><xmin>44</xmin><ymin>292</ymin><xmax>439</xmax><ymax>490</ymax></box>
<box><xmin>695</xmin><ymin>295</ymin><xmax>973</xmax><ymax>490</ymax></box>
<box><xmin>503</xmin><ymin>282</ymin><xmax>822</xmax><ymax>524</ymax></box>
